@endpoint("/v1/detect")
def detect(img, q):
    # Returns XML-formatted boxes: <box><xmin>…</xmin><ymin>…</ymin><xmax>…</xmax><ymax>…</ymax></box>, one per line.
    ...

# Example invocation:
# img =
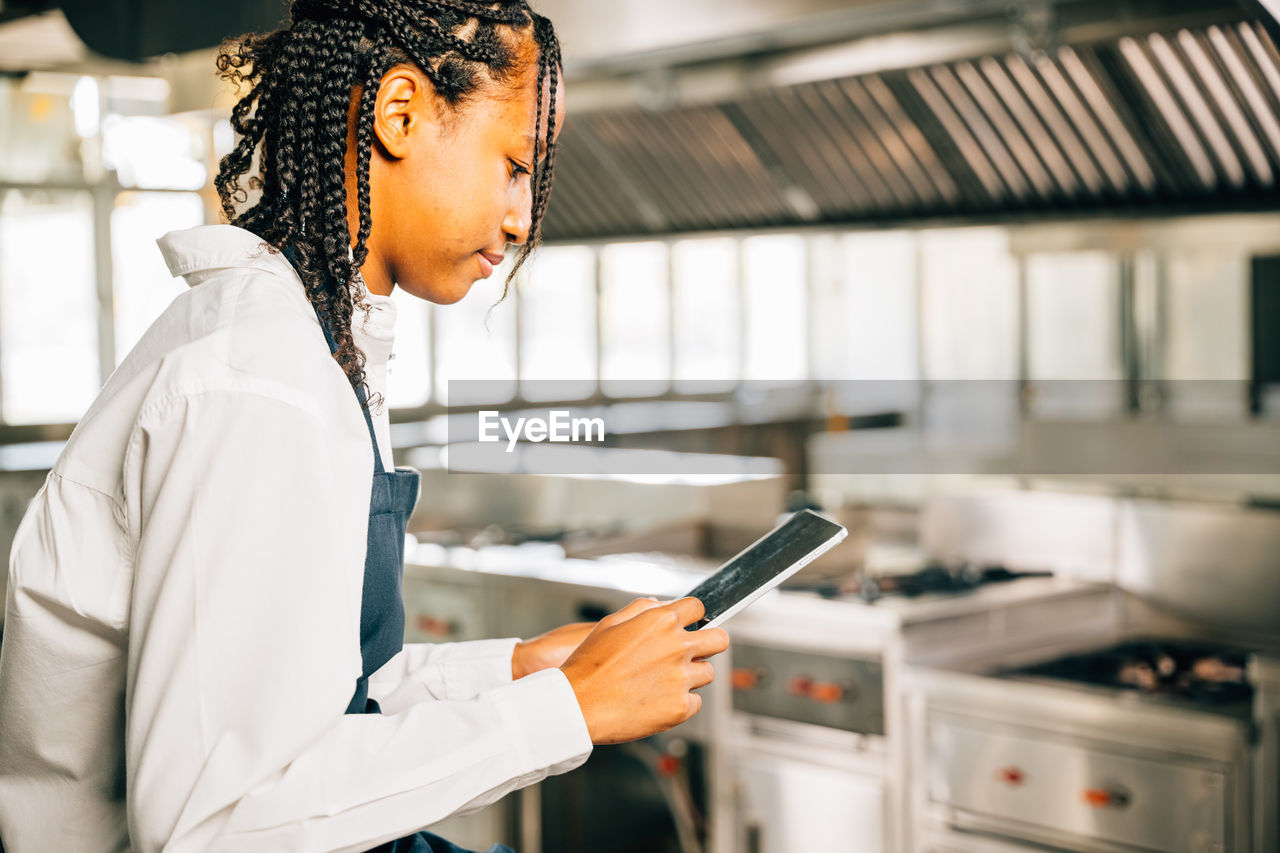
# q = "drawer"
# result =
<box><xmin>730</xmin><ymin>643</ymin><xmax>884</xmax><ymax>734</ymax></box>
<box><xmin>928</xmin><ymin>715</ymin><xmax>1228</xmax><ymax>853</ymax></box>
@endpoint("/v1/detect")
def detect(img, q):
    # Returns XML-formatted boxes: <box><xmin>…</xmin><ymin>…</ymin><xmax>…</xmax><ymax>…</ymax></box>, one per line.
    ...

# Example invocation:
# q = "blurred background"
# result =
<box><xmin>2</xmin><ymin>0</ymin><xmax>1280</xmax><ymax>851</ymax></box>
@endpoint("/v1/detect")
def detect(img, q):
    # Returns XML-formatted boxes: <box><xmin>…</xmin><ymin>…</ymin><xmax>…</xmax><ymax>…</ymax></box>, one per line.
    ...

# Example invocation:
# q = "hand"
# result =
<box><xmin>512</xmin><ymin>621</ymin><xmax>596</xmax><ymax>680</ymax></box>
<box><xmin>559</xmin><ymin>597</ymin><xmax>731</xmax><ymax>745</ymax></box>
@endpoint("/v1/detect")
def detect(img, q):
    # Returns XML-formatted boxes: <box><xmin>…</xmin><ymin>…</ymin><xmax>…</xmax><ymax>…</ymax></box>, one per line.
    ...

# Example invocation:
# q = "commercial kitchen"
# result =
<box><xmin>1</xmin><ymin>0</ymin><xmax>1278</xmax><ymax>851</ymax></box>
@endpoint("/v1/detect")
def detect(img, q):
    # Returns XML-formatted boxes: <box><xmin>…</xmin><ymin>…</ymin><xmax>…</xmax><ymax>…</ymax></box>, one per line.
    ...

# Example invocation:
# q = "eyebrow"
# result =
<box><xmin>523</xmin><ymin>132</ymin><xmax>549</xmax><ymax>163</ymax></box>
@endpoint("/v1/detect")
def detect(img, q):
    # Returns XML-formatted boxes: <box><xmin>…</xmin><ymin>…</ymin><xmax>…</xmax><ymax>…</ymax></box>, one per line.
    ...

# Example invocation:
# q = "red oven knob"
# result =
<box><xmin>787</xmin><ymin>675</ymin><xmax>814</xmax><ymax>697</ymax></box>
<box><xmin>998</xmin><ymin>766</ymin><xmax>1025</xmax><ymax>787</ymax></box>
<box><xmin>808</xmin><ymin>681</ymin><xmax>845</xmax><ymax>704</ymax></box>
<box><xmin>1083</xmin><ymin>788</ymin><xmax>1111</xmax><ymax>807</ymax></box>
<box><xmin>1082</xmin><ymin>787</ymin><xmax>1130</xmax><ymax>809</ymax></box>
<box><xmin>731</xmin><ymin>668</ymin><xmax>761</xmax><ymax>691</ymax></box>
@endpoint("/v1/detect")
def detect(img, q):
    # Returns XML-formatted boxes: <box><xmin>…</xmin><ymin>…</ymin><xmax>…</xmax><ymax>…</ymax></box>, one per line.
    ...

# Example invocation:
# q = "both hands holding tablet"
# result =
<box><xmin>525</xmin><ymin>510</ymin><xmax>847</xmax><ymax>746</ymax></box>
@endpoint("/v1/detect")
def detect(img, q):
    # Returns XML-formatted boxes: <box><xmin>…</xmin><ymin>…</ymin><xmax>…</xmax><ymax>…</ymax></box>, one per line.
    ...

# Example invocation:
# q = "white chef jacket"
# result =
<box><xmin>0</xmin><ymin>225</ymin><xmax>592</xmax><ymax>852</ymax></box>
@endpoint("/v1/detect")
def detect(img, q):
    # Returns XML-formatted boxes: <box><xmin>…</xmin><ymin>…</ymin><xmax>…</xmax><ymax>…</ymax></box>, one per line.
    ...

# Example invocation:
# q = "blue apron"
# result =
<box><xmin>297</xmin><ymin>255</ymin><xmax>515</xmax><ymax>853</ymax></box>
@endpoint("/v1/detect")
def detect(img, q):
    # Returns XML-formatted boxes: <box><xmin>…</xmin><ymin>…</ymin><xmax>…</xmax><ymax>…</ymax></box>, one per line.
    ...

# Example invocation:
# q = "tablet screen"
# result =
<box><xmin>683</xmin><ymin>509</ymin><xmax>846</xmax><ymax>630</ymax></box>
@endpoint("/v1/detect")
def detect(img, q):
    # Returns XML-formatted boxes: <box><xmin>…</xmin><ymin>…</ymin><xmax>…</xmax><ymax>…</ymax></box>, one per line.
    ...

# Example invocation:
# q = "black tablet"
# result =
<box><xmin>683</xmin><ymin>509</ymin><xmax>847</xmax><ymax>630</ymax></box>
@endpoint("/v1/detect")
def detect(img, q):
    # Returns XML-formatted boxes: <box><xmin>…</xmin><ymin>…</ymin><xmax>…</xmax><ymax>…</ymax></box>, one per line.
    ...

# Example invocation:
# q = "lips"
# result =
<box><xmin>477</xmin><ymin>250</ymin><xmax>504</xmax><ymax>278</ymax></box>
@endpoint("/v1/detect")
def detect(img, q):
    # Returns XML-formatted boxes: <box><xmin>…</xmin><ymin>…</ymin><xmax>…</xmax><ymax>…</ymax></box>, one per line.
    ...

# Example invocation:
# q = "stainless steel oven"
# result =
<box><xmin>724</xmin><ymin>598</ymin><xmax>898</xmax><ymax>853</ymax></box>
<box><xmin>910</xmin><ymin>637</ymin><xmax>1264</xmax><ymax>853</ymax></box>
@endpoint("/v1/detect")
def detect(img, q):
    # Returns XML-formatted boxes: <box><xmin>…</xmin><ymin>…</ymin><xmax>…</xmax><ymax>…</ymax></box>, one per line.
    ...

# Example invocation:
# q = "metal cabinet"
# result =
<box><xmin>735</xmin><ymin>748</ymin><xmax>885</xmax><ymax>853</ymax></box>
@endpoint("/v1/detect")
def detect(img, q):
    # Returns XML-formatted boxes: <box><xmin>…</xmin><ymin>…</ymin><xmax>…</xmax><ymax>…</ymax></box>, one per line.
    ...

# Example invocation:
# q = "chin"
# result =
<box><xmin>400</xmin><ymin>277</ymin><xmax>473</xmax><ymax>306</ymax></box>
<box><xmin>434</xmin><ymin>279</ymin><xmax>476</xmax><ymax>305</ymax></box>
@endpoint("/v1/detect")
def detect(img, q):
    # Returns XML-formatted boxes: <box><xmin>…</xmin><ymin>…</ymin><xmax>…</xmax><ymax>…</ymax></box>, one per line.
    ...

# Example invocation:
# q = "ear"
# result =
<box><xmin>372</xmin><ymin>65</ymin><xmax>443</xmax><ymax>160</ymax></box>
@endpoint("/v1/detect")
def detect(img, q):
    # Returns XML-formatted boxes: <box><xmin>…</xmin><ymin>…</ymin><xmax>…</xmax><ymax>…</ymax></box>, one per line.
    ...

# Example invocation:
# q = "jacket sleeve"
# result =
<box><xmin>122</xmin><ymin>389</ymin><xmax>591</xmax><ymax>853</ymax></box>
<box><xmin>366</xmin><ymin>639</ymin><xmax>521</xmax><ymax>715</ymax></box>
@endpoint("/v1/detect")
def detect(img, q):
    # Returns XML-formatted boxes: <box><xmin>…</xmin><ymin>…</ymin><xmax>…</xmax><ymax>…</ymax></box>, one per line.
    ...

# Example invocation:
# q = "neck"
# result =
<box><xmin>357</xmin><ymin>244</ymin><xmax>395</xmax><ymax>296</ymax></box>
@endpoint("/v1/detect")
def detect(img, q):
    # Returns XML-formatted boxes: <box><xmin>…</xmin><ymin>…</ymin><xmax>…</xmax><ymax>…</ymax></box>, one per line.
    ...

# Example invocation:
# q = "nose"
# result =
<box><xmin>502</xmin><ymin>185</ymin><xmax>532</xmax><ymax>246</ymax></box>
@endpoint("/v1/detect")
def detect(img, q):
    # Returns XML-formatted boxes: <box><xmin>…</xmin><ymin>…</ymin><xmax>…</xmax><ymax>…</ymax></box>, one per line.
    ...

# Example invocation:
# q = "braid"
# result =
<box><xmin>353</xmin><ymin>47</ymin><xmax>397</xmax><ymax>271</ymax></box>
<box><xmin>501</xmin><ymin>12</ymin><xmax>558</xmax><ymax>295</ymax></box>
<box><xmin>215</xmin><ymin>0</ymin><xmax>561</xmax><ymax>409</ymax></box>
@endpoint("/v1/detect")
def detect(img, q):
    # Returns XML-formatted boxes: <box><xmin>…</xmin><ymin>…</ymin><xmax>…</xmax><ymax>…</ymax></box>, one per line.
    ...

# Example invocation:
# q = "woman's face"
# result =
<box><xmin>361</xmin><ymin>53</ymin><xmax>565</xmax><ymax>303</ymax></box>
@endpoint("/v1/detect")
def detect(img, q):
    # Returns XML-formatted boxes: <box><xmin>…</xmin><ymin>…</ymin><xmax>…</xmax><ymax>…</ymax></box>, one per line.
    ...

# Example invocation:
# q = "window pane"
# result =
<box><xmin>1163</xmin><ymin>252</ymin><xmax>1249</xmax><ymax>420</ymax></box>
<box><xmin>0</xmin><ymin>190</ymin><xmax>100</xmax><ymax>424</ymax></box>
<box><xmin>919</xmin><ymin>228</ymin><xmax>1019</xmax><ymax>451</ymax></box>
<box><xmin>743</xmin><ymin>235</ymin><xmax>807</xmax><ymax>383</ymax></box>
<box><xmin>112</xmin><ymin>191</ymin><xmax>206</xmax><ymax>363</ymax></box>
<box><xmin>920</xmin><ymin>227</ymin><xmax>1018</xmax><ymax>380</ymax></box>
<box><xmin>102</xmin><ymin>114</ymin><xmax>208</xmax><ymax>190</ymax></box>
<box><xmin>434</xmin><ymin>258</ymin><xmax>517</xmax><ymax>405</ymax></box>
<box><xmin>1164</xmin><ymin>253</ymin><xmax>1249</xmax><ymax>379</ymax></box>
<box><xmin>600</xmin><ymin>242</ymin><xmax>669</xmax><ymax>397</ymax></box>
<box><xmin>1025</xmin><ymin>251</ymin><xmax>1124</xmax><ymax>418</ymax></box>
<box><xmin>673</xmin><ymin>238</ymin><xmax>738</xmax><ymax>390</ymax></box>
<box><xmin>1027</xmin><ymin>252</ymin><xmax>1122</xmax><ymax>379</ymax></box>
<box><xmin>520</xmin><ymin>245</ymin><xmax>596</xmax><ymax>401</ymax></box>
<box><xmin>827</xmin><ymin>231</ymin><xmax>918</xmax><ymax>380</ymax></box>
<box><xmin>0</xmin><ymin>74</ymin><xmax>85</xmax><ymax>183</ymax></box>
<box><xmin>387</xmin><ymin>287</ymin><xmax>431</xmax><ymax>409</ymax></box>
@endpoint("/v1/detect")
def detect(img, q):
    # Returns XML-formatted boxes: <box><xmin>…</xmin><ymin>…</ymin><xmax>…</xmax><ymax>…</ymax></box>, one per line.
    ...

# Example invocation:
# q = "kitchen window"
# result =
<box><xmin>835</xmin><ymin>231</ymin><xmax>919</xmax><ymax>380</ymax></box>
<box><xmin>0</xmin><ymin>74</ymin><xmax>85</xmax><ymax>184</ymax></box>
<box><xmin>1162</xmin><ymin>251</ymin><xmax>1250</xmax><ymax>420</ymax></box>
<box><xmin>433</xmin><ymin>257</ymin><xmax>518</xmax><ymax>405</ymax></box>
<box><xmin>386</xmin><ymin>286</ymin><xmax>432</xmax><ymax>409</ymax></box>
<box><xmin>520</xmin><ymin>245</ymin><xmax>597</xmax><ymax>402</ymax></box>
<box><xmin>672</xmin><ymin>237</ymin><xmax>739</xmax><ymax>392</ymax></box>
<box><xmin>920</xmin><ymin>227</ymin><xmax>1019</xmax><ymax>381</ymax></box>
<box><xmin>919</xmin><ymin>227</ymin><xmax>1020</xmax><ymax>452</ymax></box>
<box><xmin>742</xmin><ymin>234</ymin><xmax>807</xmax><ymax>384</ymax></box>
<box><xmin>599</xmin><ymin>241</ymin><xmax>670</xmax><ymax>398</ymax></box>
<box><xmin>0</xmin><ymin>189</ymin><xmax>100</xmax><ymax>424</ymax></box>
<box><xmin>1025</xmin><ymin>250</ymin><xmax>1124</xmax><ymax>419</ymax></box>
<box><xmin>111</xmin><ymin>191</ymin><xmax>206</xmax><ymax>363</ymax></box>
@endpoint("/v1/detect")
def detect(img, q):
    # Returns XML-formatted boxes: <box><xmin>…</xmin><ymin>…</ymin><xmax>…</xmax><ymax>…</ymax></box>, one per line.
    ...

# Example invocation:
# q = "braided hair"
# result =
<box><xmin>214</xmin><ymin>0</ymin><xmax>562</xmax><ymax>407</ymax></box>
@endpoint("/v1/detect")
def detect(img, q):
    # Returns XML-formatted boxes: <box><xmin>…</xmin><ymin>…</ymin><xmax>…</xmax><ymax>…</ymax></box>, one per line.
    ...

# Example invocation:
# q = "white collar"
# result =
<box><xmin>156</xmin><ymin>224</ymin><xmax>298</xmax><ymax>286</ymax></box>
<box><xmin>157</xmin><ymin>223</ymin><xmax>398</xmax><ymax>363</ymax></box>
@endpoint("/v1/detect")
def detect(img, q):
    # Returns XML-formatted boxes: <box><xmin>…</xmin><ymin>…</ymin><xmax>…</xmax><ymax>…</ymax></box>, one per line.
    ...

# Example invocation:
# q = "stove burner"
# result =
<box><xmin>788</xmin><ymin>562</ymin><xmax>1054</xmax><ymax>602</ymax></box>
<box><xmin>863</xmin><ymin>563</ymin><xmax>1054</xmax><ymax>601</ymax></box>
<box><xmin>1012</xmin><ymin>639</ymin><xmax>1255</xmax><ymax>706</ymax></box>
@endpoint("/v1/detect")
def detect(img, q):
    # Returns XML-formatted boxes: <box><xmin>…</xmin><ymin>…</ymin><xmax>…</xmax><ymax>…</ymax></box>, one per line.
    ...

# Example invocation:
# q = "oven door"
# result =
<box><xmin>735</xmin><ymin>748</ymin><xmax>885</xmax><ymax>853</ymax></box>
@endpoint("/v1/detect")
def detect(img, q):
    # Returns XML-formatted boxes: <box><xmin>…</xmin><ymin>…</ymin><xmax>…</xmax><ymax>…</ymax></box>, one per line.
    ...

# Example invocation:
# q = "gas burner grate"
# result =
<box><xmin>1010</xmin><ymin>638</ymin><xmax>1255</xmax><ymax>706</ymax></box>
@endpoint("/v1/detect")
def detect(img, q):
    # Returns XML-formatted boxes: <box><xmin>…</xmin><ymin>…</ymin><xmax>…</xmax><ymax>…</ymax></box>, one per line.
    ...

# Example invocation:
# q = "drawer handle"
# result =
<box><xmin>1082</xmin><ymin>786</ymin><xmax>1131</xmax><ymax>809</ymax></box>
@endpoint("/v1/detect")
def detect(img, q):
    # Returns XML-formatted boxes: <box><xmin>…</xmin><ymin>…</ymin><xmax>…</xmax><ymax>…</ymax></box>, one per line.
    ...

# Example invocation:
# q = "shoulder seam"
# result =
<box><xmin>45</xmin><ymin>468</ymin><xmax>119</xmax><ymax>503</ymax></box>
<box><xmin>133</xmin><ymin>380</ymin><xmax>332</xmax><ymax>429</ymax></box>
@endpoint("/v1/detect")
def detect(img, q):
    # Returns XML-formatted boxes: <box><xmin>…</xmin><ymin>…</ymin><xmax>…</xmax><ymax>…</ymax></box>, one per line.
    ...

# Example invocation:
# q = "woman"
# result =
<box><xmin>0</xmin><ymin>1</ymin><xmax>729</xmax><ymax>851</ymax></box>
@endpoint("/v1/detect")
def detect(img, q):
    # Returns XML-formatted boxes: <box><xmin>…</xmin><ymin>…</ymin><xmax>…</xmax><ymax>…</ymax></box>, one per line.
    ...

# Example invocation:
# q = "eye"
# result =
<box><xmin>510</xmin><ymin>159</ymin><xmax>531</xmax><ymax>177</ymax></box>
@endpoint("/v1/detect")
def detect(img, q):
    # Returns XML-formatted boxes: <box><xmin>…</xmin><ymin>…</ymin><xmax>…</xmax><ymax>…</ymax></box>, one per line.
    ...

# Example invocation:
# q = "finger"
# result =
<box><xmin>602</xmin><ymin>597</ymin><xmax>662</xmax><ymax>626</ymax></box>
<box><xmin>663</xmin><ymin>596</ymin><xmax>707</xmax><ymax>628</ymax></box>
<box><xmin>688</xmin><ymin>660</ymin><xmax>716</xmax><ymax>690</ymax></box>
<box><xmin>681</xmin><ymin>690</ymin><xmax>704</xmax><ymax>723</ymax></box>
<box><xmin>688</xmin><ymin>627</ymin><xmax>730</xmax><ymax>659</ymax></box>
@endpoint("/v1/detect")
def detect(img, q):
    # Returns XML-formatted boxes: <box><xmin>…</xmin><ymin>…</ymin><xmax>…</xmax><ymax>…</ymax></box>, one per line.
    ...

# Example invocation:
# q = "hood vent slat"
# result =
<box><xmin>543</xmin><ymin>19</ymin><xmax>1280</xmax><ymax>242</ymax></box>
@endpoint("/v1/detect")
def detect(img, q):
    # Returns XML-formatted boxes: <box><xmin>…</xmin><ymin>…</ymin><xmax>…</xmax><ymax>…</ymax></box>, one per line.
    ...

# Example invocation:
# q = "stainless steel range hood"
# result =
<box><xmin>542</xmin><ymin>0</ymin><xmax>1280</xmax><ymax>241</ymax></box>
